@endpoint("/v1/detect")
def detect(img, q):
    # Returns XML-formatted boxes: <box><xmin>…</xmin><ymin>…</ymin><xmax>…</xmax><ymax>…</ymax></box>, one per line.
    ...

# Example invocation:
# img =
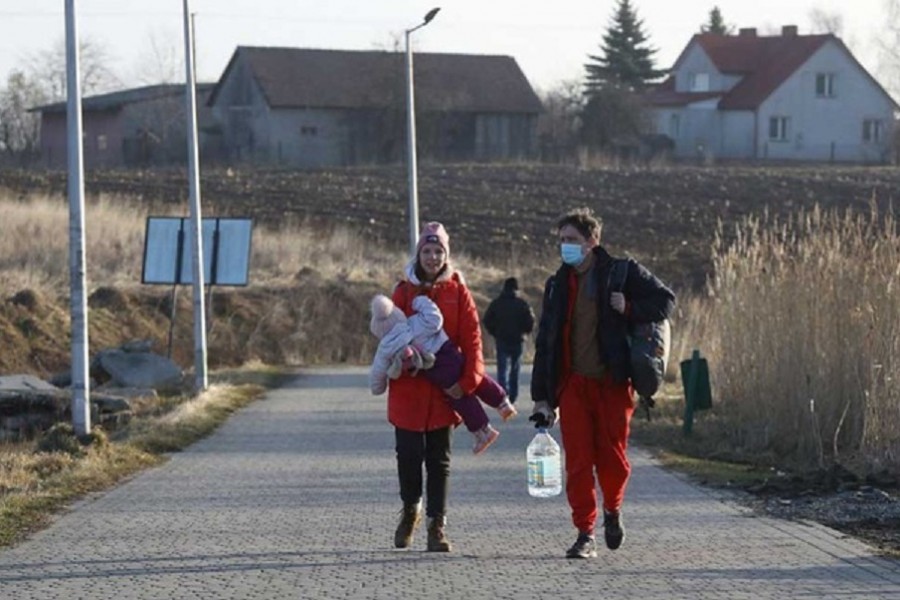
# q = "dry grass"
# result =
<box><xmin>0</xmin><ymin>191</ymin><xmax>406</xmax><ymax>293</ymax></box>
<box><xmin>0</xmin><ymin>193</ymin><xmax>177</xmax><ymax>292</ymax></box>
<box><xmin>125</xmin><ymin>382</ymin><xmax>265</xmax><ymax>454</ymax></box>
<box><xmin>670</xmin><ymin>204</ymin><xmax>900</xmax><ymax>473</ymax></box>
<box><xmin>0</xmin><ymin>436</ymin><xmax>160</xmax><ymax>547</ymax></box>
<box><xmin>0</xmin><ymin>189</ymin><xmax>519</xmax><ymax>295</ymax></box>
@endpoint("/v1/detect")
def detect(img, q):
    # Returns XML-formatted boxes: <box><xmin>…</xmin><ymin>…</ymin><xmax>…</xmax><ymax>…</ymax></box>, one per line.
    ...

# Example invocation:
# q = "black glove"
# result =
<box><xmin>528</xmin><ymin>400</ymin><xmax>558</xmax><ymax>429</ymax></box>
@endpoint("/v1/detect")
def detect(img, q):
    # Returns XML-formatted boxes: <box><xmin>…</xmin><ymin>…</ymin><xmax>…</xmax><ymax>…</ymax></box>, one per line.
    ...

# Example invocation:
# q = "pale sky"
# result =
<box><xmin>0</xmin><ymin>0</ymin><xmax>891</xmax><ymax>96</ymax></box>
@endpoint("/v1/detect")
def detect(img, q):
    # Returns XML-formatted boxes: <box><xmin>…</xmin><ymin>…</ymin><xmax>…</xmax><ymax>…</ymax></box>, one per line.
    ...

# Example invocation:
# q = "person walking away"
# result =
<box><xmin>482</xmin><ymin>277</ymin><xmax>534</xmax><ymax>404</ymax></box>
<box><xmin>529</xmin><ymin>208</ymin><xmax>675</xmax><ymax>559</ymax></box>
<box><xmin>386</xmin><ymin>222</ymin><xmax>492</xmax><ymax>553</ymax></box>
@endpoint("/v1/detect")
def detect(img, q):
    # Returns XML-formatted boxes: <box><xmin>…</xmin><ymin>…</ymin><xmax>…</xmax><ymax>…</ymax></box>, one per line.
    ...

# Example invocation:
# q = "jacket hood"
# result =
<box><xmin>404</xmin><ymin>259</ymin><xmax>462</xmax><ymax>286</ymax></box>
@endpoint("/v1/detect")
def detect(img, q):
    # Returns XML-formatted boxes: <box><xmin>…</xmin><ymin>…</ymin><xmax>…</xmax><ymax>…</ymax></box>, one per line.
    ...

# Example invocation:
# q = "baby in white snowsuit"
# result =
<box><xmin>369</xmin><ymin>293</ymin><xmax>516</xmax><ymax>454</ymax></box>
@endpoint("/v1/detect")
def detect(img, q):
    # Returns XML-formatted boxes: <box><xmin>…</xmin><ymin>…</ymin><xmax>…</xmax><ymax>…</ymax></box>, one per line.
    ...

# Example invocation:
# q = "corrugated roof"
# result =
<box><xmin>32</xmin><ymin>83</ymin><xmax>215</xmax><ymax>114</ymax></box>
<box><xmin>208</xmin><ymin>47</ymin><xmax>543</xmax><ymax>114</ymax></box>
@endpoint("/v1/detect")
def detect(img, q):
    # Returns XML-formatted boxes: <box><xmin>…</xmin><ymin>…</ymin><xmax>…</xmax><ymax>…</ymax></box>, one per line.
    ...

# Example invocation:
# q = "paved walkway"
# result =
<box><xmin>1</xmin><ymin>367</ymin><xmax>899</xmax><ymax>599</ymax></box>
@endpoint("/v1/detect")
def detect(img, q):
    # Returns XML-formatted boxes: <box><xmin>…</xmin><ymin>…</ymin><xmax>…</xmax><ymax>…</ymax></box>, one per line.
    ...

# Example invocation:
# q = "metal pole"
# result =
<box><xmin>402</xmin><ymin>8</ymin><xmax>440</xmax><ymax>256</ymax></box>
<box><xmin>683</xmin><ymin>349</ymin><xmax>700</xmax><ymax>436</ymax></box>
<box><xmin>183</xmin><ymin>0</ymin><xmax>208</xmax><ymax>392</ymax></box>
<box><xmin>404</xmin><ymin>29</ymin><xmax>420</xmax><ymax>256</ymax></box>
<box><xmin>65</xmin><ymin>0</ymin><xmax>91</xmax><ymax>437</ymax></box>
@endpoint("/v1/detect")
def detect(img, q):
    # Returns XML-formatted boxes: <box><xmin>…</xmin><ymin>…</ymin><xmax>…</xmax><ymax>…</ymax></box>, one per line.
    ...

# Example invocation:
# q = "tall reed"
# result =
<box><xmin>701</xmin><ymin>204</ymin><xmax>900</xmax><ymax>471</ymax></box>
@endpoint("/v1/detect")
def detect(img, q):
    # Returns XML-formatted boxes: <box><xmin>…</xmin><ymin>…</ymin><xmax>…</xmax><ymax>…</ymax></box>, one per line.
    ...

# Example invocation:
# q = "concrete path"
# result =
<box><xmin>1</xmin><ymin>367</ymin><xmax>899</xmax><ymax>599</ymax></box>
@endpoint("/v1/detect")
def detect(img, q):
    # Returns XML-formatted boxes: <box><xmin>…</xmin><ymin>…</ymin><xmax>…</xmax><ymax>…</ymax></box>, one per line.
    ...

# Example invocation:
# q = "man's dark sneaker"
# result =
<box><xmin>603</xmin><ymin>511</ymin><xmax>625</xmax><ymax>550</ymax></box>
<box><xmin>565</xmin><ymin>532</ymin><xmax>597</xmax><ymax>559</ymax></box>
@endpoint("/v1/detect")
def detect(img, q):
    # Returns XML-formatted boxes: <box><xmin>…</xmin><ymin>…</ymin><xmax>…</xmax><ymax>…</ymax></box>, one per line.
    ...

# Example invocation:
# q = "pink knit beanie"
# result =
<box><xmin>369</xmin><ymin>294</ymin><xmax>407</xmax><ymax>339</ymax></box>
<box><xmin>415</xmin><ymin>222</ymin><xmax>450</xmax><ymax>258</ymax></box>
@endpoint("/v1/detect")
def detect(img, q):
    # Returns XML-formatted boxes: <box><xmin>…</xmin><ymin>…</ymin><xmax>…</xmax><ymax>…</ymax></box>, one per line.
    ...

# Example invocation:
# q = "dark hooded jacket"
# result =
<box><xmin>482</xmin><ymin>279</ymin><xmax>535</xmax><ymax>345</ymax></box>
<box><xmin>530</xmin><ymin>246</ymin><xmax>675</xmax><ymax>408</ymax></box>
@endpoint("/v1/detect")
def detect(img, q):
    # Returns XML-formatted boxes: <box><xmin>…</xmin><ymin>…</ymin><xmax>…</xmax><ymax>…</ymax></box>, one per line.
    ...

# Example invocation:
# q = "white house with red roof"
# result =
<box><xmin>646</xmin><ymin>25</ymin><xmax>898</xmax><ymax>163</ymax></box>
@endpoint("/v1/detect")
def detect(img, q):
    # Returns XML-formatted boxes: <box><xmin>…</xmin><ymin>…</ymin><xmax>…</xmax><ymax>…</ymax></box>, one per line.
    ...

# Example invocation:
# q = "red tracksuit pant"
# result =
<box><xmin>558</xmin><ymin>372</ymin><xmax>634</xmax><ymax>534</ymax></box>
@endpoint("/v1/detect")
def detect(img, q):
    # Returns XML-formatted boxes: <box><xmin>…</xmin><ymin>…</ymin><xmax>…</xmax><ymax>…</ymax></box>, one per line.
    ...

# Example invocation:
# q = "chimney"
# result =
<box><xmin>782</xmin><ymin>25</ymin><xmax>798</xmax><ymax>36</ymax></box>
<box><xmin>738</xmin><ymin>28</ymin><xmax>757</xmax><ymax>37</ymax></box>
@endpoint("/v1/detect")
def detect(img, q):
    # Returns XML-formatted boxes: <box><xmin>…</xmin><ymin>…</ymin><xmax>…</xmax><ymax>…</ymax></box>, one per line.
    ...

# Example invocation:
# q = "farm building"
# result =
<box><xmin>32</xmin><ymin>83</ymin><xmax>216</xmax><ymax>169</ymax></box>
<box><xmin>646</xmin><ymin>25</ymin><xmax>899</xmax><ymax>163</ymax></box>
<box><xmin>205</xmin><ymin>46</ymin><xmax>543</xmax><ymax>167</ymax></box>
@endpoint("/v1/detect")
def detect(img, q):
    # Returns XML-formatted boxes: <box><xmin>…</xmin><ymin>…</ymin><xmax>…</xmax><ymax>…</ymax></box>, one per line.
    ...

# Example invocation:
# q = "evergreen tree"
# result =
<box><xmin>584</xmin><ymin>0</ymin><xmax>665</xmax><ymax>93</ymax></box>
<box><xmin>579</xmin><ymin>86</ymin><xmax>647</xmax><ymax>150</ymax></box>
<box><xmin>701</xmin><ymin>6</ymin><xmax>733</xmax><ymax>35</ymax></box>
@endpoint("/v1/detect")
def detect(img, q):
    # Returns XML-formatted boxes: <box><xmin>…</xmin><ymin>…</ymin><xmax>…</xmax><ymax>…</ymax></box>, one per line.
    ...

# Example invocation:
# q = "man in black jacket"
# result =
<box><xmin>482</xmin><ymin>277</ymin><xmax>535</xmax><ymax>404</ymax></box>
<box><xmin>530</xmin><ymin>208</ymin><xmax>675</xmax><ymax>559</ymax></box>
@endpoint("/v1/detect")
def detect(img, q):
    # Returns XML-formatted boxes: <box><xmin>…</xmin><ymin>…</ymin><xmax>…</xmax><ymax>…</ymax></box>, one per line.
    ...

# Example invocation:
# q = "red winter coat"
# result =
<box><xmin>387</xmin><ymin>264</ymin><xmax>484</xmax><ymax>431</ymax></box>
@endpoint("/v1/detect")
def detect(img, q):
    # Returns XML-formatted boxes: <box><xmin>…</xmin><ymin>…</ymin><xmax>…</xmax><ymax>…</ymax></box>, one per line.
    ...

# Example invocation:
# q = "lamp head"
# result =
<box><xmin>423</xmin><ymin>7</ymin><xmax>440</xmax><ymax>24</ymax></box>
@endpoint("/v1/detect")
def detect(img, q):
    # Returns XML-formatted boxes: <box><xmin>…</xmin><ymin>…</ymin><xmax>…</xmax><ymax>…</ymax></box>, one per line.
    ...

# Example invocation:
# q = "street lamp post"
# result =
<box><xmin>404</xmin><ymin>7</ymin><xmax>440</xmax><ymax>256</ymax></box>
<box><xmin>64</xmin><ymin>0</ymin><xmax>91</xmax><ymax>437</ymax></box>
<box><xmin>182</xmin><ymin>0</ymin><xmax>208</xmax><ymax>393</ymax></box>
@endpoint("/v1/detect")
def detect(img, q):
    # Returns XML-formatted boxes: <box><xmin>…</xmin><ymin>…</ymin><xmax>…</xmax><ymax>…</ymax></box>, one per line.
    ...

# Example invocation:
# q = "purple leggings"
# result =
<box><xmin>421</xmin><ymin>340</ymin><xmax>507</xmax><ymax>432</ymax></box>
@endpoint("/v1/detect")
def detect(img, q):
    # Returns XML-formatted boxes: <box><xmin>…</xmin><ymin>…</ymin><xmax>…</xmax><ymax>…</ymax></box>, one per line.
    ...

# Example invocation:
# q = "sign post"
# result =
<box><xmin>142</xmin><ymin>217</ymin><xmax>253</xmax><ymax>355</ymax></box>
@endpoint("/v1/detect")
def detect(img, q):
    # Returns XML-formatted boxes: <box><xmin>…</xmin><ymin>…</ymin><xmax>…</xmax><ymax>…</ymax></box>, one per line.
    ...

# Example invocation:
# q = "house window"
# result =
<box><xmin>769</xmin><ymin>116</ymin><xmax>789</xmax><ymax>141</ymax></box>
<box><xmin>300</xmin><ymin>125</ymin><xmax>318</xmax><ymax>136</ymax></box>
<box><xmin>689</xmin><ymin>73</ymin><xmax>709</xmax><ymax>92</ymax></box>
<box><xmin>815</xmin><ymin>73</ymin><xmax>835</xmax><ymax>97</ymax></box>
<box><xmin>97</xmin><ymin>135</ymin><xmax>107</xmax><ymax>151</ymax></box>
<box><xmin>862</xmin><ymin>119</ymin><xmax>883</xmax><ymax>143</ymax></box>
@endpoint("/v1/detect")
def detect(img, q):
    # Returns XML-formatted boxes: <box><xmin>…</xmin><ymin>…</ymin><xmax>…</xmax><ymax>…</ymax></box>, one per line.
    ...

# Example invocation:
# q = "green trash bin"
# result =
<box><xmin>681</xmin><ymin>350</ymin><xmax>712</xmax><ymax>435</ymax></box>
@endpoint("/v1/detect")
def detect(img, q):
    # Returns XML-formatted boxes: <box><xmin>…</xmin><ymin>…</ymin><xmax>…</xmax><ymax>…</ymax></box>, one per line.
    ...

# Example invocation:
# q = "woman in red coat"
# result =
<box><xmin>389</xmin><ymin>222</ymin><xmax>486</xmax><ymax>553</ymax></box>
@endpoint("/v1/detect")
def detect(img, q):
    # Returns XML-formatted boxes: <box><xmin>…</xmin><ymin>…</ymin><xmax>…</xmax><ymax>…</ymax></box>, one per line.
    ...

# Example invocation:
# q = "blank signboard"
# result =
<box><xmin>142</xmin><ymin>217</ymin><xmax>252</xmax><ymax>286</ymax></box>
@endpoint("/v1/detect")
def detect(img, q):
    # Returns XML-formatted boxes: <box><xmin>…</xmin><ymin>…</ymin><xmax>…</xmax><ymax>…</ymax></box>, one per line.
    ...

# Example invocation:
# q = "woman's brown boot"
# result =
<box><xmin>426</xmin><ymin>516</ymin><xmax>452</xmax><ymax>552</ymax></box>
<box><xmin>394</xmin><ymin>502</ymin><xmax>422</xmax><ymax>548</ymax></box>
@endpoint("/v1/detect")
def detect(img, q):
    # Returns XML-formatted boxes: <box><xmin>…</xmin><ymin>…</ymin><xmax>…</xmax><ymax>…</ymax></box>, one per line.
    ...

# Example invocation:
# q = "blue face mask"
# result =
<box><xmin>560</xmin><ymin>243</ymin><xmax>584</xmax><ymax>266</ymax></box>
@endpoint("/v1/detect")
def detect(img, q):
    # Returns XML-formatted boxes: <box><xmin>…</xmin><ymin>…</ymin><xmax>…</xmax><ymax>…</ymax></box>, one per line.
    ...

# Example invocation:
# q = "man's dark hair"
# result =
<box><xmin>556</xmin><ymin>208</ymin><xmax>602</xmax><ymax>242</ymax></box>
<box><xmin>503</xmin><ymin>277</ymin><xmax>518</xmax><ymax>292</ymax></box>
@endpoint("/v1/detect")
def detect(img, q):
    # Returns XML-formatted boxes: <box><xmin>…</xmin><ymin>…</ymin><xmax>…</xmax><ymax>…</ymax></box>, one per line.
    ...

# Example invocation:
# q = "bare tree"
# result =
<box><xmin>0</xmin><ymin>70</ymin><xmax>46</xmax><ymax>159</ymax></box>
<box><xmin>808</xmin><ymin>7</ymin><xmax>844</xmax><ymax>35</ymax></box>
<box><xmin>25</xmin><ymin>36</ymin><xmax>121</xmax><ymax>101</ymax></box>
<box><xmin>878</xmin><ymin>0</ymin><xmax>900</xmax><ymax>99</ymax></box>
<box><xmin>133</xmin><ymin>30</ymin><xmax>183</xmax><ymax>85</ymax></box>
<box><xmin>0</xmin><ymin>37</ymin><xmax>120</xmax><ymax>164</ymax></box>
<box><xmin>537</xmin><ymin>79</ymin><xmax>583</xmax><ymax>162</ymax></box>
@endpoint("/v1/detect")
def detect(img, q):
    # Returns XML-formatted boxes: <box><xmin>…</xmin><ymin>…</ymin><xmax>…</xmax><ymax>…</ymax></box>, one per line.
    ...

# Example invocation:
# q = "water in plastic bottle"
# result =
<box><xmin>527</xmin><ymin>427</ymin><xmax>562</xmax><ymax>497</ymax></box>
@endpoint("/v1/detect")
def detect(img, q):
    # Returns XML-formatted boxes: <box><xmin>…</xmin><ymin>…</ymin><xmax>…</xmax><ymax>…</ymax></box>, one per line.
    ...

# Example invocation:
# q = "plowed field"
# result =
<box><xmin>2</xmin><ymin>163</ymin><xmax>898</xmax><ymax>289</ymax></box>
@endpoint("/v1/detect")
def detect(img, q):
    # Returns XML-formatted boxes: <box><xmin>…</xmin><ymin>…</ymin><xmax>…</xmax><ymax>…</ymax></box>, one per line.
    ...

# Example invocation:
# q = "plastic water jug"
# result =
<box><xmin>527</xmin><ymin>428</ymin><xmax>562</xmax><ymax>497</ymax></box>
